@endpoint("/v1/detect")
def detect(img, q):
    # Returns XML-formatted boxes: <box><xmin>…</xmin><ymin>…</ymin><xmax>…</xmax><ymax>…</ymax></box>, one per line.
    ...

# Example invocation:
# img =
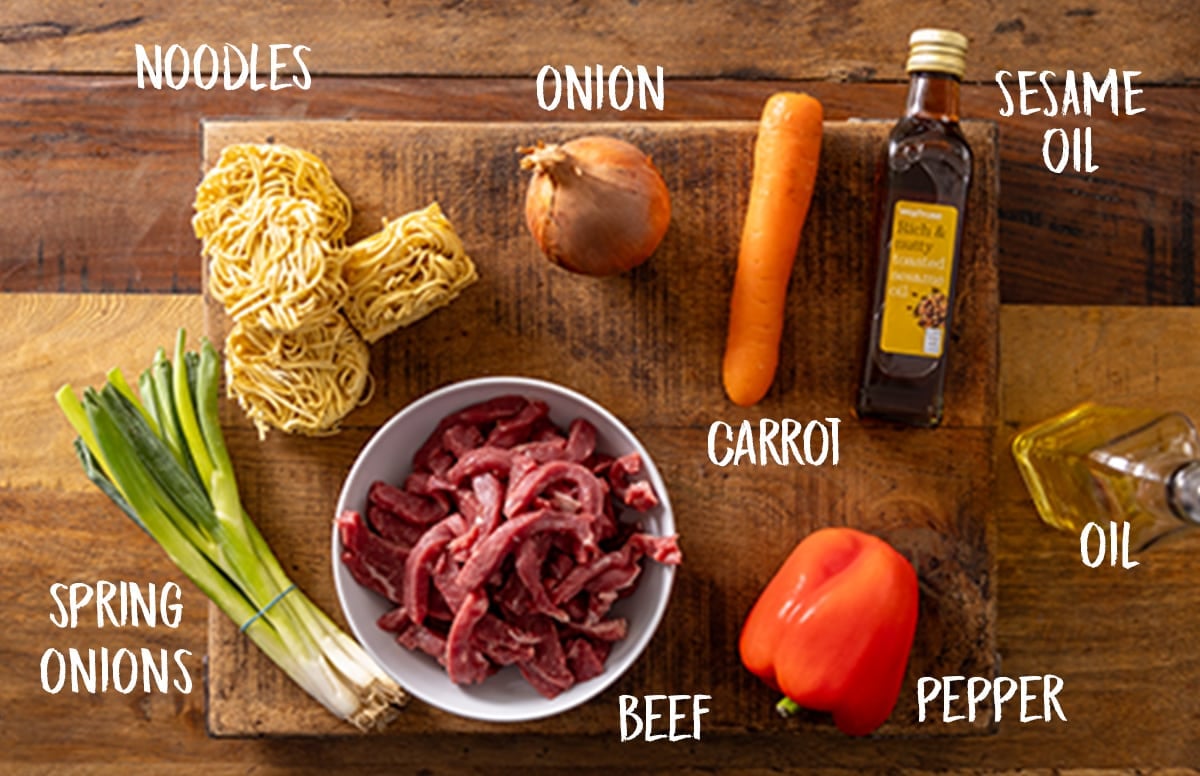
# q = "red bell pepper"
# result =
<box><xmin>739</xmin><ymin>527</ymin><xmax>919</xmax><ymax>736</ymax></box>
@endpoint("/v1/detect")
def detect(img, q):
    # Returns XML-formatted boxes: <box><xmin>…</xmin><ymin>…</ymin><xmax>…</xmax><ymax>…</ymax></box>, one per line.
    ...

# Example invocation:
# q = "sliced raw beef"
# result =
<box><xmin>338</xmin><ymin>395</ymin><xmax>683</xmax><ymax>700</ymax></box>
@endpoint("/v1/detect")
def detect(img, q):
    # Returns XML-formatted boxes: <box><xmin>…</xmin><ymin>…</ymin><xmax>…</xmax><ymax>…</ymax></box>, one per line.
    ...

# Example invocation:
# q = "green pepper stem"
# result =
<box><xmin>776</xmin><ymin>697</ymin><xmax>802</xmax><ymax>717</ymax></box>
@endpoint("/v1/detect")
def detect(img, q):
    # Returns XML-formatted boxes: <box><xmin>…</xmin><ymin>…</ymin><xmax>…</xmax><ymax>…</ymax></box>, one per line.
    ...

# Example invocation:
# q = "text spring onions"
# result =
<box><xmin>55</xmin><ymin>330</ymin><xmax>406</xmax><ymax>730</ymax></box>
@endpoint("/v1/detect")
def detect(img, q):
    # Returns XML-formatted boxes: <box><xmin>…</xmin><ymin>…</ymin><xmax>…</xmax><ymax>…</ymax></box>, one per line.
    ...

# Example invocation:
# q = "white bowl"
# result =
<box><xmin>332</xmin><ymin>376</ymin><xmax>676</xmax><ymax>723</ymax></box>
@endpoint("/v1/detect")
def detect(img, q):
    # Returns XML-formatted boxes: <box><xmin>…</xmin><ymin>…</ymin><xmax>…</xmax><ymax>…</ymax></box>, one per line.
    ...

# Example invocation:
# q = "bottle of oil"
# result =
<box><xmin>1012</xmin><ymin>403</ymin><xmax>1200</xmax><ymax>552</ymax></box>
<box><xmin>857</xmin><ymin>29</ymin><xmax>973</xmax><ymax>427</ymax></box>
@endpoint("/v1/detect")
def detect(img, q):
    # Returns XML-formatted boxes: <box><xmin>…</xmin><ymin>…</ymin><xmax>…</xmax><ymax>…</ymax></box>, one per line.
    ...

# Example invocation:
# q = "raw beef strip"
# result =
<box><xmin>431</xmin><ymin>551</ymin><xmax>466</xmax><ymax>612</ymax></box>
<box><xmin>473</xmin><ymin>473</ymin><xmax>503</xmax><ymax>526</ymax></box>
<box><xmin>456</xmin><ymin>509</ymin><xmax>597</xmax><ymax>592</ymax></box>
<box><xmin>403</xmin><ymin>515</ymin><xmax>462</xmax><ymax>625</ymax></box>
<box><xmin>486</xmin><ymin>400</ymin><xmax>550</xmax><ymax>448</ymax></box>
<box><xmin>515</xmin><ymin>534</ymin><xmax>568</xmax><ymax>621</ymax></box>
<box><xmin>426</xmin><ymin>587</ymin><xmax>455</xmax><ymax>622</ymax></box>
<box><xmin>446</xmin><ymin>590</ymin><xmax>492</xmax><ymax>685</ymax></box>
<box><xmin>394</xmin><ymin>619</ymin><xmax>448</xmax><ymax>664</ymax></box>
<box><xmin>369</xmin><ymin>480</ymin><xmax>447</xmax><ymax>526</ymax></box>
<box><xmin>445</xmin><ymin>446</ymin><xmax>514</xmax><ymax>485</ymax></box>
<box><xmin>511</xmin><ymin>437</ymin><xmax>567</xmax><ymax>463</ymax></box>
<box><xmin>337</xmin><ymin>510</ymin><xmax>408</xmax><ymax>604</ymax></box>
<box><xmin>472</xmin><ymin>615</ymin><xmax>537</xmax><ymax>666</ymax></box>
<box><xmin>563</xmin><ymin>596</ymin><xmax>588</xmax><ymax>622</ymax></box>
<box><xmin>431</xmin><ymin>450</ymin><xmax>457</xmax><ymax>476</ymax></box>
<box><xmin>443</xmin><ymin>423</ymin><xmax>484</xmax><ymax>458</ymax></box>
<box><xmin>508</xmin><ymin>452</ymin><xmax>539</xmax><ymax>491</ymax></box>
<box><xmin>563</xmin><ymin>419</ymin><xmax>597</xmax><ymax>463</ymax></box>
<box><xmin>593</xmin><ymin>491</ymin><xmax>617</xmax><ymax>542</ymax></box>
<box><xmin>402</xmin><ymin>472</ymin><xmax>453</xmax><ymax>511</ymax></box>
<box><xmin>565</xmin><ymin>616</ymin><xmax>628</xmax><ymax>642</ymax></box>
<box><xmin>448</xmin><ymin>473</ymin><xmax>504</xmax><ymax>562</ymax></box>
<box><xmin>515</xmin><ymin>616</ymin><xmax>575</xmax><ymax>699</ymax></box>
<box><xmin>565</xmin><ymin>637</ymin><xmax>610</xmax><ymax>683</ymax></box>
<box><xmin>628</xmin><ymin>532</ymin><xmax>683</xmax><ymax>565</ymax></box>
<box><xmin>447</xmin><ymin>395</ymin><xmax>529</xmax><ymax>426</ymax></box>
<box><xmin>456</xmin><ymin>487</ymin><xmax>484</xmax><ymax>524</ymax></box>
<box><xmin>545</xmin><ymin>546</ymin><xmax>575</xmax><ymax>582</ymax></box>
<box><xmin>585</xmin><ymin>590</ymin><xmax>620</xmax><ymax>623</ymax></box>
<box><xmin>607</xmin><ymin>453</ymin><xmax>660</xmax><ymax>511</ymax></box>
<box><xmin>552</xmin><ymin>544</ymin><xmax>641</xmax><ymax>605</ymax></box>
<box><xmin>413</xmin><ymin>396</ymin><xmax>528</xmax><ymax>472</ymax></box>
<box><xmin>586</xmin><ymin>561</ymin><xmax>643</xmax><ymax>598</ymax></box>
<box><xmin>366</xmin><ymin>505</ymin><xmax>425</xmax><ymax>549</ymax></box>
<box><xmin>585</xmin><ymin>452</ymin><xmax>615</xmax><ymax>475</ymax></box>
<box><xmin>494</xmin><ymin>572</ymin><xmax>533</xmax><ymax>619</ymax></box>
<box><xmin>377</xmin><ymin>606</ymin><xmax>409</xmax><ymax>633</ymax></box>
<box><xmin>623</xmin><ymin>482</ymin><xmax>659</xmax><ymax>511</ymax></box>
<box><xmin>503</xmin><ymin>460</ymin><xmax>605</xmax><ymax>519</ymax></box>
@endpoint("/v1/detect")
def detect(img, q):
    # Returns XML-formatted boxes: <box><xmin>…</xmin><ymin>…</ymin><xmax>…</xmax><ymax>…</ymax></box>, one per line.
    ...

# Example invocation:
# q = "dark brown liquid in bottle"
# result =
<box><xmin>857</xmin><ymin>72</ymin><xmax>972</xmax><ymax>427</ymax></box>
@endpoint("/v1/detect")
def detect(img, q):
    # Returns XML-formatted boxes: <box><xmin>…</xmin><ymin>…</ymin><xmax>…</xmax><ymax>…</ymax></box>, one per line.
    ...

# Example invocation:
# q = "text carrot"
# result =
<box><xmin>722</xmin><ymin>92</ymin><xmax>823</xmax><ymax>406</ymax></box>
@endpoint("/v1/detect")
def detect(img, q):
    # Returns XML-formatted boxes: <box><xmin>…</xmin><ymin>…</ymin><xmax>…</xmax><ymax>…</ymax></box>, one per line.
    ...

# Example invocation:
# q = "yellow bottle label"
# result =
<box><xmin>880</xmin><ymin>200</ymin><xmax>959</xmax><ymax>358</ymax></box>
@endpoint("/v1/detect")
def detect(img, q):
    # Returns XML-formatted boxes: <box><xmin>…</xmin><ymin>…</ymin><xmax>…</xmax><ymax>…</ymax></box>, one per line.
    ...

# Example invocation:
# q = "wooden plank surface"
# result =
<box><xmin>3</xmin><ymin>76</ymin><xmax>1195</xmax><ymax>306</ymax></box>
<box><xmin>4</xmin><ymin>0</ymin><xmax>1199</xmax><ymax>768</ymax></box>
<box><xmin>198</xmin><ymin>119</ymin><xmax>999</xmax><ymax>736</ymax></box>
<box><xmin>6</xmin><ymin>294</ymin><xmax>1200</xmax><ymax>769</ymax></box>
<box><xmin>0</xmin><ymin>293</ymin><xmax>200</xmax><ymax>493</ymax></box>
<box><xmin>1</xmin><ymin>1</ymin><xmax>1196</xmax><ymax>83</ymax></box>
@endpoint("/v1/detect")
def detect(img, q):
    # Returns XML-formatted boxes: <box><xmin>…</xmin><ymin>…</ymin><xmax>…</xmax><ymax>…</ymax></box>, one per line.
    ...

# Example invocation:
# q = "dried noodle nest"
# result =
<box><xmin>193</xmin><ymin>142</ymin><xmax>478</xmax><ymax>437</ymax></box>
<box><xmin>225</xmin><ymin>314</ymin><xmax>371</xmax><ymax>437</ymax></box>
<box><xmin>342</xmin><ymin>203</ymin><xmax>479</xmax><ymax>343</ymax></box>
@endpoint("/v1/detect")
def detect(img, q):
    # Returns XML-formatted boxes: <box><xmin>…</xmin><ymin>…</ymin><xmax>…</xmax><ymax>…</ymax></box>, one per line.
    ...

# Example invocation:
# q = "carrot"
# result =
<box><xmin>722</xmin><ymin>92</ymin><xmax>823</xmax><ymax>406</ymax></box>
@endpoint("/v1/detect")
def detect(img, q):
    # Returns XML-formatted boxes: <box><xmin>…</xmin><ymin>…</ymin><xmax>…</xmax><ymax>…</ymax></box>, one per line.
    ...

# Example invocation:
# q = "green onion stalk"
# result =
<box><xmin>56</xmin><ymin>330</ymin><xmax>406</xmax><ymax>731</ymax></box>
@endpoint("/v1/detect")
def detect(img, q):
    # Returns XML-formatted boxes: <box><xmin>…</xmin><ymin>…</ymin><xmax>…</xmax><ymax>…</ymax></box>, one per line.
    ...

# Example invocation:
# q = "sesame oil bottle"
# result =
<box><xmin>857</xmin><ymin>29</ymin><xmax>973</xmax><ymax>427</ymax></box>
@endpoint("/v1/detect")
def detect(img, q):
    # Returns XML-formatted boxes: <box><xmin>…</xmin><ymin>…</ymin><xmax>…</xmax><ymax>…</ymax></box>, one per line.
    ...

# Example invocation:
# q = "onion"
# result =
<box><xmin>520</xmin><ymin>136</ymin><xmax>671</xmax><ymax>276</ymax></box>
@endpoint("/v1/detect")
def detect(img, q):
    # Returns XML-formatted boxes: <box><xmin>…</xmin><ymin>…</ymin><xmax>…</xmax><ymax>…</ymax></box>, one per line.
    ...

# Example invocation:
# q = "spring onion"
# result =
<box><xmin>55</xmin><ymin>329</ymin><xmax>406</xmax><ymax>730</ymax></box>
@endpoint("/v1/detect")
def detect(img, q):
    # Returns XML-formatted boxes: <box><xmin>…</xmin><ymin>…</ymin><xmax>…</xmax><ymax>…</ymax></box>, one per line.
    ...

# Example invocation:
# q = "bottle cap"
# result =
<box><xmin>1168</xmin><ymin>461</ymin><xmax>1200</xmax><ymax>526</ymax></box>
<box><xmin>906</xmin><ymin>28</ymin><xmax>968</xmax><ymax>78</ymax></box>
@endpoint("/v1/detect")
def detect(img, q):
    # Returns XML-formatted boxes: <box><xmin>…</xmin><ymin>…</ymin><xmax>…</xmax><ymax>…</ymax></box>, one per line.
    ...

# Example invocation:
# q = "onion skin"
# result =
<box><xmin>520</xmin><ymin>136</ymin><xmax>671</xmax><ymax>276</ymax></box>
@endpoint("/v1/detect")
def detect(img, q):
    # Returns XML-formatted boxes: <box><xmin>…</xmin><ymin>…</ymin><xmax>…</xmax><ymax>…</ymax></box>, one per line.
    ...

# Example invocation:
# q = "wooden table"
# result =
<box><xmin>3</xmin><ymin>2</ymin><xmax>1199</xmax><ymax>772</ymax></box>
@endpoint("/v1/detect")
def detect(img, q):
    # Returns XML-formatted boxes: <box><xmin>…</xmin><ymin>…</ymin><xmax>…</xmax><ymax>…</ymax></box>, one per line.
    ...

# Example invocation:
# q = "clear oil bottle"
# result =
<box><xmin>1012</xmin><ymin>403</ymin><xmax>1200</xmax><ymax>552</ymax></box>
<box><xmin>857</xmin><ymin>29</ymin><xmax>973</xmax><ymax>427</ymax></box>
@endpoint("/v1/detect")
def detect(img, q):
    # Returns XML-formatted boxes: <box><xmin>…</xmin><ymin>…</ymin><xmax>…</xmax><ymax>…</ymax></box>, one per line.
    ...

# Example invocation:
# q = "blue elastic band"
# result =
<box><xmin>240</xmin><ymin>584</ymin><xmax>296</xmax><ymax>632</ymax></box>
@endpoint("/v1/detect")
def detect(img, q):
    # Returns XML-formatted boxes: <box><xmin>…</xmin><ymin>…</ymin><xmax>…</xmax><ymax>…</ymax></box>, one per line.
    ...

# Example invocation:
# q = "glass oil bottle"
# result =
<box><xmin>1012</xmin><ymin>403</ymin><xmax>1200</xmax><ymax>552</ymax></box>
<box><xmin>857</xmin><ymin>29</ymin><xmax>973</xmax><ymax>427</ymax></box>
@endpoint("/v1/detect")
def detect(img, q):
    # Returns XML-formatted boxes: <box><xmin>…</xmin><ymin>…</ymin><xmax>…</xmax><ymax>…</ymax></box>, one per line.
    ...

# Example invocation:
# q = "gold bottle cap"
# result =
<box><xmin>906</xmin><ymin>28</ymin><xmax>968</xmax><ymax>78</ymax></box>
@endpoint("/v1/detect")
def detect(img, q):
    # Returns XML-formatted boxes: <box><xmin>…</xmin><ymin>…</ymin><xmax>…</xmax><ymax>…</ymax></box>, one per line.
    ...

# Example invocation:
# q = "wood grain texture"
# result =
<box><xmin>1001</xmin><ymin>306</ymin><xmax>1200</xmax><ymax>423</ymax></box>
<box><xmin>6</xmin><ymin>294</ymin><xmax>1200</xmax><ymax>769</ymax></box>
<box><xmin>0</xmin><ymin>1</ymin><xmax>1196</xmax><ymax>83</ymax></box>
<box><xmin>0</xmin><ymin>293</ymin><xmax>201</xmax><ymax>493</ymax></box>
<box><xmin>2</xmin><ymin>76</ymin><xmax>1195</xmax><ymax>305</ymax></box>
<box><xmin>198</xmin><ymin>119</ymin><xmax>999</xmax><ymax>736</ymax></box>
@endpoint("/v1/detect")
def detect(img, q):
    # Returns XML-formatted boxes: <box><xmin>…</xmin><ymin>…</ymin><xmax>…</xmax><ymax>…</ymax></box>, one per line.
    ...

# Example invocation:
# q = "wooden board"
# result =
<box><xmin>3</xmin><ymin>1</ymin><xmax>1197</xmax><ymax>84</ymax></box>
<box><xmin>199</xmin><ymin>119</ymin><xmax>999</xmax><ymax>736</ymax></box>
<box><xmin>8</xmin><ymin>296</ymin><xmax>1200</xmax><ymax>769</ymax></box>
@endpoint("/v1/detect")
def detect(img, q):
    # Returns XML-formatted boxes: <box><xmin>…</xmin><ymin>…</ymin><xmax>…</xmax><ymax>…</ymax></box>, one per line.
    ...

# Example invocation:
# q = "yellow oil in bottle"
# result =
<box><xmin>1012</xmin><ymin>403</ymin><xmax>1200</xmax><ymax>551</ymax></box>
